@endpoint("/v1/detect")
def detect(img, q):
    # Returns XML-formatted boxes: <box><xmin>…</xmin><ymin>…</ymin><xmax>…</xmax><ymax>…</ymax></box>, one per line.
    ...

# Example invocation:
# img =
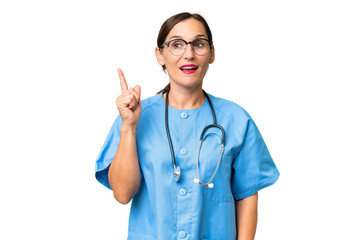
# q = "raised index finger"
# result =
<box><xmin>117</xmin><ymin>68</ymin><xmax>128</xmax><ymax>93</ymax></box>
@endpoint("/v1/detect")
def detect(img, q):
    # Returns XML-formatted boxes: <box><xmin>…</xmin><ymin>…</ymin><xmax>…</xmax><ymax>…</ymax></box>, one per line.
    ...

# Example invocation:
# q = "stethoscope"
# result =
<box><xmin>164</xmin><ymin>88</ymin><xmax>225</xmax><ymax>188</ymax></box>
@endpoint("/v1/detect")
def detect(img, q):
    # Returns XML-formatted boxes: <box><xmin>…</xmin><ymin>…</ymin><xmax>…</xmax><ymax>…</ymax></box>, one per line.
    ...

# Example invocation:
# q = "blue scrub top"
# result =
<box><xmin>95</xmin><ymin>92</ymin><xmax>279</xmax><ymax>240</ymax></box>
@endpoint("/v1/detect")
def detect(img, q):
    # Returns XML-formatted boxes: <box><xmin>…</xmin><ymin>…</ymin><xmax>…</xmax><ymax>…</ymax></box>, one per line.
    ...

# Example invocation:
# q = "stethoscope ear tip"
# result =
<box><xmin>194</xmin><ymin>178</ymin><xmax>214</xmax><ymax>188</ymax></box>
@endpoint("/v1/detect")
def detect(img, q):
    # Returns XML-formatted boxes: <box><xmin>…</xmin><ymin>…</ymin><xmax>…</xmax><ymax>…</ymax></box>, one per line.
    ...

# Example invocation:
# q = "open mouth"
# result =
<box><xmin>180</xmin><ymin>64</ymin><xmax>198</xmax><ymax>74</ymax></box>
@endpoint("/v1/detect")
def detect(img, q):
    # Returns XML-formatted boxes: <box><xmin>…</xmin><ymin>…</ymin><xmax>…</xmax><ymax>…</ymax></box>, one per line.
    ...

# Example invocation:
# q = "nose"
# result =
<box><xmin>183</xmin><ymin>43</ymin><xmax>195</xmax><ymax>59</ymax></box>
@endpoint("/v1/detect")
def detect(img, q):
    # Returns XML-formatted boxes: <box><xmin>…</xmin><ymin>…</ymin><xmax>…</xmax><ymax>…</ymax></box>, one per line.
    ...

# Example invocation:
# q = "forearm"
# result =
<box><xmin>108</xmin><ymin>126</ymin><xmax>141</xmax><ymax>204</ymax></box>
<box><xmin>236</xmin><ymin>192</ymin><xmax>258</xmax><ymax>240</ymax></box>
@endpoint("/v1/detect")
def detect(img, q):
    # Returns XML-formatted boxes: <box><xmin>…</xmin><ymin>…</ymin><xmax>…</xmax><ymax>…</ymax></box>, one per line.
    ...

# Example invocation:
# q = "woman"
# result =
<box><xmin>95</xmin><ymin>12</ymin><xmax>279</xmax><ymax>240</ymax></box>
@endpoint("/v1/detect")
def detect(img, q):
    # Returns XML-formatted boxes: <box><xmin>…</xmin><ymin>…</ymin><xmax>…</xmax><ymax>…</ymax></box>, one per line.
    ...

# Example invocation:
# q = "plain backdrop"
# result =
<box><xmin>1</xmin><ymin>0</ymin><xmax>359</xmax><ymax>239</ymax></box>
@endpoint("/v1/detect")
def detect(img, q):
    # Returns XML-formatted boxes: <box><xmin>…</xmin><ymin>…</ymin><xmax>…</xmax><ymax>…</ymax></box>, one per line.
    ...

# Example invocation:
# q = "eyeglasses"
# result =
<box><xmin>160</xmin><ymin>38</ymin><xmax>213</xmax><ymax>56</ymax></box>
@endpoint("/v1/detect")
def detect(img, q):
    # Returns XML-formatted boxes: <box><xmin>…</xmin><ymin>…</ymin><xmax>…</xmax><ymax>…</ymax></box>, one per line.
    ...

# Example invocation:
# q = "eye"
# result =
<box><xmin>193</xmin><ymin>39</ymin><xmax>206</xmax><ymax>48</ymax></box>
<box><xmin>170</xmin><ymin>40</ymin><xmax>185</xmax><ymax>49</ymax></box>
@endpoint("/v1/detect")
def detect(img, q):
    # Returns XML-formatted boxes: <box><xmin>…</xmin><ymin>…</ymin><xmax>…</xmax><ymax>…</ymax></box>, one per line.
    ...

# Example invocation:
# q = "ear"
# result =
<box><xmin>155</xmin><ymin>47</ymin><xmax>165</xmax><ymax>66</ymax></box>
<box><xmin>209</xmin><ymin>45</ymin><xmax>215</xmax><ymax>64</ymax></box>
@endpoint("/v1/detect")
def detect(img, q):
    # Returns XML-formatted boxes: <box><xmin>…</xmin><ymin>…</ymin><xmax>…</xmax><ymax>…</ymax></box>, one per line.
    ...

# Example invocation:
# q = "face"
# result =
<box><xmin>156</xmin><ymin>18</ymin><xmax>215</xmax><ymax>89</ymax></box>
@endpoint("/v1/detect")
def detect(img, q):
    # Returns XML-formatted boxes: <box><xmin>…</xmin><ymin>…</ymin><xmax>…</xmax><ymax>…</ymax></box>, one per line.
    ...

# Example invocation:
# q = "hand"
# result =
<box><xmin>116</xmin><ymin>68</ymin><xmax>142</xmax><ymax>131</ymax></box>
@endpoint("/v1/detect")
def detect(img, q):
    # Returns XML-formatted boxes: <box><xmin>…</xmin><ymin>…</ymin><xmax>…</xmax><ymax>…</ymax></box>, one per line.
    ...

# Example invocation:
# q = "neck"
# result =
<box><xmin>163</xmin><ymin>84</ymin><xmax>205</xmax><ymax>110</ymax></box>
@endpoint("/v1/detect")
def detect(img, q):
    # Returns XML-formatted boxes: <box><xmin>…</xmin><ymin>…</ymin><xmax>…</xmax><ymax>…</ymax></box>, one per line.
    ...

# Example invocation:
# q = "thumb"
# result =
<box><xmin>134</xmin><ymin>85</ymin><xmax>141</xmax><ymax>107</ymax></box>
<box><xmin>134</xmin><ymin>85</ymin><xmax>141</xmax><ymax>97</ymax></box>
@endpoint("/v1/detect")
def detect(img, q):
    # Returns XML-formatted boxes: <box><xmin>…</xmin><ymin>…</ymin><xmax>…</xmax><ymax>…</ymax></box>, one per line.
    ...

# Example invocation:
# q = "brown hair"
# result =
<box><xmin>156</xmin><ymin>12</ymin><xmax>213</xmax><ymax>94</ymax></box>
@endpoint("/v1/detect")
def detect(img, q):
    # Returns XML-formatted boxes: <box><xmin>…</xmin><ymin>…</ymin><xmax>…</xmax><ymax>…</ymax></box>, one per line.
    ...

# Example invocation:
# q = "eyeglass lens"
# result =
<box><xmin>168</xmin><ymin>39</ymin><xmax>210</xmax><ymax>56</ymax></box>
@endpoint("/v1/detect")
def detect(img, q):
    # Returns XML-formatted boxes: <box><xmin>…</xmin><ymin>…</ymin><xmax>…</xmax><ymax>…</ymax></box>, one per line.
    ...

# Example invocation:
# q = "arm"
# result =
<box><xmin>108</xmin><ymin>68</ymin><xmax>142</xmax><ymax>205</ymax></box>
<box><xmin>108</xmin><ymin>126</ymin><xmax>141</xmax><ymax>204</ymax></box>
<box><xmin>236</xmin><ymin>192</ymin><xmax>258</xmax><ymax>240</ymax></box>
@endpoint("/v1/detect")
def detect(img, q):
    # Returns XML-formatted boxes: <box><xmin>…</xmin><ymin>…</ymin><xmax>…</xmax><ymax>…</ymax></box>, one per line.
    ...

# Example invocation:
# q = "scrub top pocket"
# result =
<box><xmin>202</xmin><ymin>154</ymin><xmax>234</xmax><ymax>203</ymax></box>
<box><xmin>196</xmin><ymin>129</ymin><xmax>233</xmax><ymax>203</ymax></box>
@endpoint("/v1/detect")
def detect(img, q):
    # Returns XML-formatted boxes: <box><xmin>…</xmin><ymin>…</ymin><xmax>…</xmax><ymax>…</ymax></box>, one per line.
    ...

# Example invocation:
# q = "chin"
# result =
<box><xmin>168</xmin><ymin>70</ymin><xmax>204</xmax><ymax>89</ymax></box>
<box><xmin>176</xmin><ymin>79</ymin><xmax>203</xmax><ymax>89</ymax></box>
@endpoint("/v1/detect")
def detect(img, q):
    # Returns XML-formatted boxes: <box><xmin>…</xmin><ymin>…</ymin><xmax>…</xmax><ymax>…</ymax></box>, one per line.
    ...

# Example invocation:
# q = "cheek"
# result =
<box><xmin>199</xmin><ymin>57</ymin><xmax>211</xmax><ymax>71</ymax></box>
<box><xmin>164</xmin><ymin>56</ymin><xmax>181</xmax><ymax>71</ymax></box>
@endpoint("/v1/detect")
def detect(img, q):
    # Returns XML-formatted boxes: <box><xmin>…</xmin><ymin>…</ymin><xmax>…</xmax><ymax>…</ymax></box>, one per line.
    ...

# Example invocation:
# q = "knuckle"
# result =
<box><xmin>116</xmin><ymin>97</ymin><xmax>121</xmax><ymax>105</ymax></box>
<box><xmin>127</xmin><ymin>88</ymin><xmax>135</xmax><ymax>95</ymax></box>
<box><xmin>116</xmin><ymin>95</ymin><xmax>123</xmax><ymax>103</ymax></box>
<box><xmin>126</xmin><ymin>93</ymin><xmax>136</xmax><ymax>101</ymax></box>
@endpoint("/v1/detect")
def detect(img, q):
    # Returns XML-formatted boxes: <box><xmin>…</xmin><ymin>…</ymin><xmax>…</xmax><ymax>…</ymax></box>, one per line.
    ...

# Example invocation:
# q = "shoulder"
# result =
<box><xmin>207</xmin><ymin>93</ymin><xmax>252</xmax><ymax>122</ymax></box>
<box><xmin>140</xmin><ymin>93</ymin><xmax>164</xmax><ymax>113</ymax></box>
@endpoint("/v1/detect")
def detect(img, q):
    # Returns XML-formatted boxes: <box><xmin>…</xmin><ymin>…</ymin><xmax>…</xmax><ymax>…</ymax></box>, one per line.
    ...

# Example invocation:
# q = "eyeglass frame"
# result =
<box><xmin>160</xmin><ymin>38</ymin><xmax>213</xmax><ymax>56</ymax></box>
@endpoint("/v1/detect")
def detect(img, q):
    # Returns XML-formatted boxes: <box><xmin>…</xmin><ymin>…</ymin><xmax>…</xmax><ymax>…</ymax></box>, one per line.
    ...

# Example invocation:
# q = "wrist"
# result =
<box><xmin>120</xmin><ymin>125</ymin><xmax>138</xmax><ymax>135</ymax></box>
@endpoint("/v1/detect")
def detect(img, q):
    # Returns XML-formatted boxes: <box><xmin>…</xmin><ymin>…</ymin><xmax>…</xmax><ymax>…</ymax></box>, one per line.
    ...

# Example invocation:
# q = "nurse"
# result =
<box><xmin>95</xmin><ymin>12</ymin><xmax>280</xmax><ymax>240</ymax></box>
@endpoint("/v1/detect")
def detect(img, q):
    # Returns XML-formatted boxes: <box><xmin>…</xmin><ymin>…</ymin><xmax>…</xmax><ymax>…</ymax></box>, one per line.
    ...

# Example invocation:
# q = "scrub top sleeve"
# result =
<box><xmin>231</xmin><ymin>118</ymin><xmax>280</xmax><ymax>200</ymax></box>
<box><xmin>95</xmin><ymin>115</ymin><xmax>122</xmax><ymax>190</ymax></box>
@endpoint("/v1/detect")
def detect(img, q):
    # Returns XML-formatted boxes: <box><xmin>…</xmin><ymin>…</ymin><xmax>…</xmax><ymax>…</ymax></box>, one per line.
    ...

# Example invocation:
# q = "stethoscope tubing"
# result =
<box><xmin>164</xmin><ymin>88</ymin><xmax>225</xmax><ymax>187</ymax></box>
<box><xmin>164</xmin><ymin>89</ymin><xmax>179</xmax><ymax>181</ymax></box>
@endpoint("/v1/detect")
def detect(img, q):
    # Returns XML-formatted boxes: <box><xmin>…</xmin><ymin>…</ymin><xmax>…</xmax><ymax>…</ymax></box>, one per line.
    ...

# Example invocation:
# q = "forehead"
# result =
<box><xmin>167</xmin><ymin>18</ymin><xmax>208</xmax><ymax>40</ymax></box>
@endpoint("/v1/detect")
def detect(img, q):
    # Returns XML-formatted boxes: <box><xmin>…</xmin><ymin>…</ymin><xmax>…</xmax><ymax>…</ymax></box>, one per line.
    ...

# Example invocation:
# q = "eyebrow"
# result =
<box><xmin>169</xmin><ymin>34</ymin><xmax>208</xmax><ymax>40</ymax></box>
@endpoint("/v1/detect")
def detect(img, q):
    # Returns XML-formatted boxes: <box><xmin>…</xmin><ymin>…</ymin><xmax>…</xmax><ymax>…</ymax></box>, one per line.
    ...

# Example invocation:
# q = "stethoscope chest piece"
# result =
<box><xmin>174</xmin><ymin>166</ymin><xmax>181</xmax><ymax>182</ymax></box>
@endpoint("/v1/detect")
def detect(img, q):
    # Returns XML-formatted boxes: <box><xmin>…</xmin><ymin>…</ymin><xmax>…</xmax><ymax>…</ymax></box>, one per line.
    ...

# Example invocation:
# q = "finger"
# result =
<box><xmin>127</xmin><ymin>95</ymin><xmax>139</xmax><ymax>111</ymax></box>
<box><xmin>123</xmin><ymin>88</ymin><xmax>139</xmax><ymax>106</ymax></box>
<box><xmin>123</xmin><ymin>91</ymin><xmax>139</xmax><ymax>106</ymax></box>
<box><xmin>117</xmin><ymin>68</ymin><xmax>128</xmax><ymax>93</ymax></box>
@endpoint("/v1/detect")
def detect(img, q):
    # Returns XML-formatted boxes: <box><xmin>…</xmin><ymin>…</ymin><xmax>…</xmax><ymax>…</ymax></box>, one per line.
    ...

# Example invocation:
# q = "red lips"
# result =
<box><xmin>180</xmin><ymin>64</ymin><xmax>198</xmax><ymax>74</ymax></box>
